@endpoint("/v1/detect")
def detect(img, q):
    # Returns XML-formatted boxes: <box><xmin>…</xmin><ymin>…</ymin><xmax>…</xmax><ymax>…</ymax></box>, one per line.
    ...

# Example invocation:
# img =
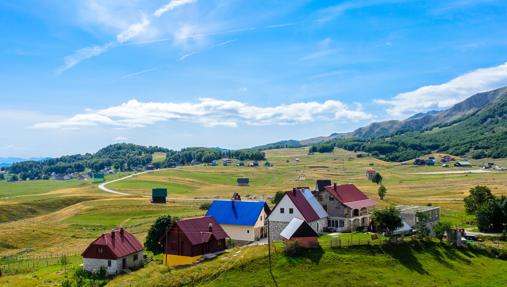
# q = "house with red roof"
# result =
<box><xmin>82</xmin><ymin>228</ymin><xmax>144</xmax><ymax>275</ymax></box>
<box><xmin>161</xmin><ymin>216</ymin><xmax>228</xmax><ymax>266</ymax></box>
<box><xmin>316</xmin><ymin>183</ymin><xmax>376</xmax><ymax>232</ymax></box>
<box><xmin>268</xmin><ymin>188</ymin><xmax>328</xmax><ymax>241</ymax></box>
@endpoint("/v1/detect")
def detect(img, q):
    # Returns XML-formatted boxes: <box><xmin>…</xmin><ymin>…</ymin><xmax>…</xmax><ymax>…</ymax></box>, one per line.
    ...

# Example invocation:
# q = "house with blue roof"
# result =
<box><xmin>206</xmin><ymin>199</ymin><xmax>271</xmax><ymax>243</ymax></box>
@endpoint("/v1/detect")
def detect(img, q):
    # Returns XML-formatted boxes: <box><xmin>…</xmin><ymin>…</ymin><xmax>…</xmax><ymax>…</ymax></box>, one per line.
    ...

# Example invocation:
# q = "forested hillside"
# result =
<box><xmin>326</xmin><ymin>89</ymin><xmax>507</xmax><ymax>161</ymax></box>
<box><xmin>7</xmin><ymin>144</ymin><xmax>265</xmax><ymax>180</ymax></box>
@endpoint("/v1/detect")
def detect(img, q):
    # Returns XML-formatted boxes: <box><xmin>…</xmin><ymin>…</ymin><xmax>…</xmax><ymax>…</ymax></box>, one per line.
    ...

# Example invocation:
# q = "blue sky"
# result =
<box><xmin>2</xmin><ymin>0</ymin><xmax>507</xmax><ymax>157</ymax></box>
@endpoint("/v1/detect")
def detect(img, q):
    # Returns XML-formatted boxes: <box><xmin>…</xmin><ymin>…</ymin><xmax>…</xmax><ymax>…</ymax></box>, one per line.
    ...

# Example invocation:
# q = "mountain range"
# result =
<box><xmin>264</xmin><ymin>86</ymin><xmax>507</xmax><ymax>161</ymax></box>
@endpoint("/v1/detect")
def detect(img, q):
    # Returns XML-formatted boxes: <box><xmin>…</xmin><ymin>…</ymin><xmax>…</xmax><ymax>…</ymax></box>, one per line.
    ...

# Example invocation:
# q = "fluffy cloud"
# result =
<box><xmin>33</xmin><ymin>98</ymin><xmax>371</xmax><ymax>129</ymax></box>
<box><xmin>376</xmin><ymin>62</ymin><xmax>507</xmax><ymax>117</ymax></box>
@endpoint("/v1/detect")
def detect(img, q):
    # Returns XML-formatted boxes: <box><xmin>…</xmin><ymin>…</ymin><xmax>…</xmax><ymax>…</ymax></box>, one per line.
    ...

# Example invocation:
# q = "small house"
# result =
<box><xmin>92</xmin><ymin>173</ymin><xmax>105</xmax><ymax>183</ymax></box>
<box><xmin>280</xmin><ymin>218</ymin><xmax>319</xmax><ymax>248</ymax></box>
<box><xmin>206</xmin><ymin>200</ymin><xmax>270</xmax><ymax>243</ymax></box>
<box><xmin>238</xmin><ymin>162</ymin><xmax>245</xmax><ymax>167</ymax></box>
<box><xmin>161</xmin><ymin>217</ymin><xmax>228</xmax><ymax>266</ymax></box>
<box><xmin>366</xmin><ymin>169</ymin><xmax>376</xmax><ymax>180</ymax></box>
<box><xmin>268</xmin><ymin>188</ymin><xmax>328</xmax><ymax>241</ymax></box>
<box><xmin>250</xmin><ymin>161</ymin><xmax>259</xmax><ymax>167</ymax></box>
<box><xmin>398</xmin><ymin>205</ymin><xmax>440</xmax><ymax>234</ymax></box>
<box><xmin>145</xmin><ymin>164</ymin><xmax>155</xmax><ymax>171</ymax></box>
<box><xmin>454</xmin><ymin>161</ymin><xmax>472</xmax><ymax>167</ymax></box>
<box><xmin>237</xmin><ymin>178</ymin><xmax>250</xmax><ymax>186</ymax></box>
<box><xmin>82</xmin><ymin>228</ymin><xmax>144</xmax><ymax>275</ymax></box>
<box><xmin>152</xmin><ymin>188</ymin><xmax>168</xmax><ymax>203</ymax></box>
<box><xmin>231</xmin><ymin>192</ymin><xmax>241</xmax><ymax>200</ymax></box>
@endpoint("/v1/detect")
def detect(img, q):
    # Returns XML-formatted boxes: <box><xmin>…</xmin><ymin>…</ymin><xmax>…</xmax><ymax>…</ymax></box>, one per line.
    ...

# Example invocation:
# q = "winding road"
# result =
<box><xmin>98</xmin><ymin>169</ymin><xmax>170</xmax><ymax>196</ymax></box>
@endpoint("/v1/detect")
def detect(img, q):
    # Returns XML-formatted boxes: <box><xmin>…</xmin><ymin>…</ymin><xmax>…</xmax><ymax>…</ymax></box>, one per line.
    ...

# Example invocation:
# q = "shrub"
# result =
<box><xmin>199</xmin><ymin>202</ymin><xmax>212</xmax><ymax>210</ymax></box>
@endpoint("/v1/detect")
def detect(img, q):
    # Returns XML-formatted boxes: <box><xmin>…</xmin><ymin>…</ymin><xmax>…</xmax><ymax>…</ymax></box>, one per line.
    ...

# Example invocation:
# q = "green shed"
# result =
<box><xmin>92</xmin><ymin>173</ymin><xmax>105</xmax><ymax>183</ymax></box>
<box><xmin>152</xmin><ymin>188</ymin><xmax>168</xmax><ymax>203</ymax></box>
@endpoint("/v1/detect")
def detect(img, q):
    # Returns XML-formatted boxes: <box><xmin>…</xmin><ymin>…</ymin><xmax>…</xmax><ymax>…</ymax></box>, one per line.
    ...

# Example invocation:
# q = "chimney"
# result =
<box><xmin>334</xmin><ymin>183</ymin><xmax>337</xmax><ymax>192</ymax></box>
<box><xmin>120</xmin><ymin>228</ymin><xmax>124</xmax><ymax>236</ymax></box>
<box><xmin>292</xmin><ymin>187</ymin><xmax>297</xmax><ymax>195</ymax></box>
<box><xmin>111</xmin><ymin>229</ymin><xmax>116</xmax><ymax>239</ymax></box>
<box><xmin>208</xmin><ymin>222</ymin><xmax>213</xmax><ymax>233</ymax></box>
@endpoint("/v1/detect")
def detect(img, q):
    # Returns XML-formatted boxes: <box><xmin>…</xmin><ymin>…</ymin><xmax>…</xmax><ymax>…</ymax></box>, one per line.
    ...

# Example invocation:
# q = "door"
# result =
<box><xmin>122</xmin><ymin>258</ymin><xmax>126</xmax><ymax>270</ymax></box>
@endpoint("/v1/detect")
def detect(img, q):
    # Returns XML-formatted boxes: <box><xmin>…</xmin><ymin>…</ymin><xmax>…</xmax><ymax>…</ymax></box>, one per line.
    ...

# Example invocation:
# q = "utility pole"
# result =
<box><xmin>267</xmin><ymin>219</ymin><xmax>278</xmax><ymax>287</ymax></box>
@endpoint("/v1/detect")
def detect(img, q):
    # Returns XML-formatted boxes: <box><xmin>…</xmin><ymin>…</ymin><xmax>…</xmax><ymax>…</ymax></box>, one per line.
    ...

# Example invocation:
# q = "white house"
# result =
<box><xmin>206</xmin><ymin>199</ymin><xmax>270</xmax><ymax>243</ymax></box>
<box><xmin>268</xmin><ymin>188</ymin><xmax>328</xmax><ymax>241</ymax></box>
<box><xmin>82</xmin><ymin>228</ymin><xmax>144</xmax><ymax>275</ymax></box>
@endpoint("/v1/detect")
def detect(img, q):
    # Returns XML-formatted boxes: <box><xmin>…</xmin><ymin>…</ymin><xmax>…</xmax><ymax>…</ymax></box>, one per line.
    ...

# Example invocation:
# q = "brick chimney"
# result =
<box><xmin>111</xmin><ymin>229</ymin><xmax>116</xmax><ymax>239</ymax></box>
<box><xmin>120</xmin><ymin>228</ymin><xmax>124</xmax><ymax>236</ymax></box>
<box><xmin>334</xmin><ymin>182</ymin><xmax>337</xmax><ymax>192</ymax></box>
<box><xmin>208</xmin><ymin>222</ymin><xmax>213</xmax><ymax>233</ymax></box>
<box><xmin>292</xmin><ymin>187</ymin><xmax>297</xmax><ymax>195</ymax></box>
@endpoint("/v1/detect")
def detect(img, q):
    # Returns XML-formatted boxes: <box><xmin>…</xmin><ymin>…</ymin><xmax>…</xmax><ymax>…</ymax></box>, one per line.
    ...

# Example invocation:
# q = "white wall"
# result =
<box><xmin>83</xmin><ymin>251</ymin><xmax>144</xmax><ymax>275</ymax></box>
<box><xmin>268</xmin><ymin>195</ymin><xmax>304</xmax><ymax>222</ymax></box>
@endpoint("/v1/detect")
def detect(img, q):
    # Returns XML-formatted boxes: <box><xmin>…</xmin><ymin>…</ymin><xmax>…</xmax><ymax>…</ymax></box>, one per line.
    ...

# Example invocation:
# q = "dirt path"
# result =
<box><xmin>408</xmin><ymin>169</ymin><xmax>491</xmax><ymax>175</ymax></box>
<box><xmin>98</xmin><ymin>169</ymin><xmax>171</xmax><ymax>195</ymax></box>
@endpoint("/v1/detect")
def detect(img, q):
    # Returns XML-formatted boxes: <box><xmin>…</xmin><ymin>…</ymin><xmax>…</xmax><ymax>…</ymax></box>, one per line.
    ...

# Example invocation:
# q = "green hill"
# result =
<box><xmin>108</xmin><ymin>236</ymin><xmax>507</xmax><ymax>287</ymax></box>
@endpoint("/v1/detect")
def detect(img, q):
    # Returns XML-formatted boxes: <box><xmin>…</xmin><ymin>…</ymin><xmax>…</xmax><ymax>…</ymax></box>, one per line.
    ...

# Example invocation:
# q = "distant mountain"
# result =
<box><xmin>253</xmin><ymin>140</ymin><xmax>303</xmax><ymax>150</ymax></box>
<box><xmin>257</xmin><ymin>86</ymin><xmax>507</xmax><ymax>161</ymax></box>
<box><xmin>330</xmin><ymin>86</ymin><xmax>507</xmax><ymax>161</ymax></box>
<box><xmin>0</xmin><ymin>157</ymin><xmax>47</xmax><ymax>167</ymax></box>
<box><xmin>351</xmin><ymin>87</ymin><xmax>505</xmax><ymax>139</ymax></box>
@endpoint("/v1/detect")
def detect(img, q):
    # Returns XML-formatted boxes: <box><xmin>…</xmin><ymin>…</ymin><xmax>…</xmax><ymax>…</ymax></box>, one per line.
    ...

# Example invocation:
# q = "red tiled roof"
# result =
<box><xmin>324</xmin><ymin>184</ymin><xmax>370</xmax><ymax>203</ymax></box>
<box><xmin>176</xmin><ymin>216</ymin><xmax>228</xmax><ymax>245</ymax></box>
<box><xmin>82</xmin><ymin>229</ymin><xmax>143</xmax><ymax>260</ymax></box>
<box><xmin>286</xmin><ymin>189</ymin><xmax>320</xmax><ymax>222</ymax></box>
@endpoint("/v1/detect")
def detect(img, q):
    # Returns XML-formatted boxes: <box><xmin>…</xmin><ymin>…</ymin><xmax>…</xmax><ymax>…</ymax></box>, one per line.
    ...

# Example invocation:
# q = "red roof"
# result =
<box><xmin>176</xmin><ymin>216</ymin><xmax>228</xmax><ymax>245</ymax></box>
<box><xmin>323</xmin><ymin>184</ymin><xmax>376</xmax><ymax>209</ymax></box>
<box><xmin>82</xmin><ymin>229</ymin><xmax>143</xmax><ymax>260</ymax></box>
<box><xmin>286</xmin><ymin>189</ymin><xmax>320</xmax><ymax>222</ymax></box>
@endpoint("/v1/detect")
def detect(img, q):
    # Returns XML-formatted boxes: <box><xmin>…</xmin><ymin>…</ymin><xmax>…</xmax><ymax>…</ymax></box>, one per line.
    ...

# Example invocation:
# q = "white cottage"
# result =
<box><xmin>82</xmin><ymin>228</ymin><xmax>144</xmax><ymax>275</ymax></box>
<box><xmin>268</xmin><ymin>188</ymin><xmax>328</xmax><ymax>241</ymax></box>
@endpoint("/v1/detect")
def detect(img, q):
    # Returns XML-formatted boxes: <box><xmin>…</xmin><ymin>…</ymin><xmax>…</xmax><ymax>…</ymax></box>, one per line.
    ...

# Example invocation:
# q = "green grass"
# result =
<box><xmin>108</xmin><ymin>237</ymin><xmax>507</xmax><ymax>287</ymax></box>
<box><xmin>0</xmin><ymin>180</ymin><xmax>88</xmax><ymax>199</ymax></box>
<box><xmin>152</xmin><ymin>152</ymin><xmax>167</xmax><ymax>163</ymax></box>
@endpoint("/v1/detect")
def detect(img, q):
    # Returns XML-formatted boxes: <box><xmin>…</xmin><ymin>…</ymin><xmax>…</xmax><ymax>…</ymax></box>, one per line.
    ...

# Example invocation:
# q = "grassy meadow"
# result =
<box><xmin>1</xmin><ymin>147</ymin><xmax>507</xmax><ymax>286</ymax></box>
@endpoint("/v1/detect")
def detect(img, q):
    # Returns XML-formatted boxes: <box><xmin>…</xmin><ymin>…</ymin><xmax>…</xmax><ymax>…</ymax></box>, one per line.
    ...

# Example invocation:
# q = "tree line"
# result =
<box><xmin>5</xmin><ymin>143</ymin><xmax>265</xmax><ymax>181</ymax></box>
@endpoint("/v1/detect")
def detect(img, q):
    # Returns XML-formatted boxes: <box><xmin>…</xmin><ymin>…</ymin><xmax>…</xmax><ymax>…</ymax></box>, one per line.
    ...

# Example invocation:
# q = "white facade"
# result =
<box><xmin>220</xmin><ymin>208</ymin><xmax>268</xmax><ymax>242</ymax></box>
<box><xmin>83</xmin><ymin>251</ymin><xmax>144</xmax><ymax>275</ymax></box>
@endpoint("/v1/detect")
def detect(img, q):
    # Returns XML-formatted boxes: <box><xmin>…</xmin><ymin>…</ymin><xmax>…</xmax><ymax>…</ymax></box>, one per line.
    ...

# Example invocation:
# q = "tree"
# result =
<box><xmin>199</xmin><ymin>202</ymin><xmax>211</xmax><ymax>210</ymax></box>
<box><xmin>8</xmin><ymin>174</ymin><xmax>18</xmax><ymax>182</ymax></box>
<box><xmin>0</xmin><ymin>173</ymin><xmax>4</xmax><ymax>180</ymax></box>
<box><xmin>414</xmin><ymin>211</ymin><xmax>431</xmax><ymax>240</ymax></box>
<box><xmin>145</xmin><ymin>215</ymin><xmax>175</xmax><ymax>255</ymax></box>
<box><xmin>372</xmin><ymin>206</ymin><xmax>403</xmax><ymax>238</ymax></box>
<box><xmin>464</xmin><ymin>185</ymin><xmax>494</xmax><ymax>214</ymax></box>
<box><xmin>433</xmin><ymin>222</ymin><xmax>452</xmax><ymax>242</ymax></box>
<box><xmin>271</xmin><ymin>191</ymin><xmax>285</xmax><ymax>204</ymax></box>
<box><xmin>378</xmin><ymin>185</ymin><xmax>387</xmax><ymax>200</ymax></box>
<box><xmin>371</xmin><ymin>172</ymin><xmax>383</xmax><ymax>185</ymax></box>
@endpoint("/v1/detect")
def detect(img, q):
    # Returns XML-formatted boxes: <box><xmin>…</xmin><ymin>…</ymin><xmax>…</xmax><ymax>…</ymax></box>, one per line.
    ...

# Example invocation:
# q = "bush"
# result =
<box><xmin>145</xmin><ymin>215</ymin><xmax>176</xmax><ymax>255</ymax></box>
<box><xmin>199</xmin><ymin>202</ymin><xmax>212</xmax><ymax>210</ymax></box>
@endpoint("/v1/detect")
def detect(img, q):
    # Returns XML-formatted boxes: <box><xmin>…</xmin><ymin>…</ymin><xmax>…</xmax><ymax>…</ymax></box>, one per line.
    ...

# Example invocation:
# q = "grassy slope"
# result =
<box><xmin>108</xmin><ymin>236</ymin><xmax>507</xmax><ymax>287</ymax></box>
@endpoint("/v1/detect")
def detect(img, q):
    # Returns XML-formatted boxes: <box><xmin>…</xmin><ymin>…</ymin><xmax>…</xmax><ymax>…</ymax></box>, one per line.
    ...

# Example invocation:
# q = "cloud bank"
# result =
<box><xmin>33</xmin><ymin>99</ymin><xmax>371</xmax><ymax>129</ymax></box>
<box><xmin>376</xmin><ymin>62</ymin><xmax>507</xmax><ymax>117</ymax></box>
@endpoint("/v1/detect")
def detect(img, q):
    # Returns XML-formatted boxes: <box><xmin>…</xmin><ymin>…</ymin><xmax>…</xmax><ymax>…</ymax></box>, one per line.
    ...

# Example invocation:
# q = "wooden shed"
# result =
<box><xmin>152</xmin><ymin>188</ymin><xmax>167</xmax><ymax>203</ymax></box>
<box><xmin>280</xmin><ymin>218</ymin><xmax>320</xmax><ymax>248</ymax></box>
<box><xmin>237</xmin><ymin>178</ymin><xmax>250</xmax><ymax>186</ymax></box>
<box><xmin>161</xmin><ymin>216</ymin><xmax>228</xmax><ymax>266</ymax></box>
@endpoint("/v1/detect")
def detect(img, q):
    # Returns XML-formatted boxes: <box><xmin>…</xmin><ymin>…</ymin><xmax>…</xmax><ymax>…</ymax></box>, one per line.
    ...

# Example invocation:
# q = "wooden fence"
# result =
<box><xmin>0</xmin><ymin>254</ymin><xmax>77</xmax><ymax>276</ymax></box>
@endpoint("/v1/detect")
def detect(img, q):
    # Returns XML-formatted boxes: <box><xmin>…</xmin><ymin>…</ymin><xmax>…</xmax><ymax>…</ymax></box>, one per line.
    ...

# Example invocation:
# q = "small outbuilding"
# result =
<box><xmin>455</xmin><ymin>161</ymin><xmax>472</xmax><ymax>167</ymax></box>
<box><xmin>366</xmin><ymin>169</ymin><xmax>376</xmax><ymax>180</ymax></box>
<box><xmin>152</xmin><ymin>188</ymin><xmax>168</xmax><ymax>203</ymax></box>
<box><xmin>280</xmin><ymin>218</ymin><xmax>319</xmax><ymax>248</ymax></box>
<box><xmin>92</xmin><ymin>173</ymin><xmax>105</xmax><ymax>183</ymax></box>
<box><xmin>237</xmin><ymin>178</ymin><xmax>250</xmax><ymax>186</ymax></box>
<box><xmin>82</xmin><ymin>228</ymin><xmax>144</xmax><ymax>275</ymax></box>
<box><xmin>161</xmin><ymin>216</ymin><xmax>228</xmax><ymax>266</ymax></box>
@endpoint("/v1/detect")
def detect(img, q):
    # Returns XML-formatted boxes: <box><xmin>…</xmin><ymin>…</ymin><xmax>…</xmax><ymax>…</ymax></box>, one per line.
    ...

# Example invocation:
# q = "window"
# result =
<box><xmin>280</xmin><ymin>208</ymin><xmax>285</xmax><ymax>214</ymax></box>
<box><xmin>353</xmin><ymin>209</ymin><xmax>359</xmax><ymax>216</ymax></box>
<box><xmin>339</xmin><ymin>220</ymin><xmax>344</xmax><ymax>228</ymax></box>
<box><xmin>134</xmin><ymin>254</ymin><xmax>138</xmax><ymax>261</ymax></box>
<box><xmin>289</xmin><ymin>208</ymin><xmax>293</xmax><ymax>214</ymax></box>
<box><xmin>107</xmin><ymin>260</ymin><xmax>111</xmax><ymax>267</ymax></box>
<box><xmin>97</xmin><ymin>247</ymin><xmax>103</xmax><ymax>254</ymax></box>
<box><xmin>247</xmin><ymin>229</ymin><xmax>250</xmax><ymax>233</ymax></box>
<box><xmin>323</xmin><ymin>205</ymin><xmax>327</xmax><ymax>211</ymax></box>
<box><xmin>329</xmin><ymin>196</ymin><xmax>334</xmax><ymax>201</ymax></box>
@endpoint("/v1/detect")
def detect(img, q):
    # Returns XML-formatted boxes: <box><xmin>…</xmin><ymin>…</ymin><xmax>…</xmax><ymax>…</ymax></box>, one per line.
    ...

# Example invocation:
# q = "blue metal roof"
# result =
<box><xmin>206</xmin><ymin>200</ymin><xmax>268</xmax><ymax>226</ymax></box>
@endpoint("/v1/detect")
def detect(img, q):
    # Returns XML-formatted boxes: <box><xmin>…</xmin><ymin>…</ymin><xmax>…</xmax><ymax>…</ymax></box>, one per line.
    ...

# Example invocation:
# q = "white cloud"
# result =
<box><xmin>57</xmin><ymin>0</ymin><xmax>197</xmax><ymax>74</ymax></box>
<box><xmin>56</xmin><ymin>42</ymin><xmax>114</xmax><ymax>74</ymax></box>
<box><xmin>376</xmin><ymin>62</ymin><xmax>507</xmax><ymax>117</ymax></box>
<box><xmin>116</xmin><ymin>15</ymin><xmax>151</xmax><ymax>43</ymax></box>
<box><xmin>154</xmin><ymin>0</ymin><xmax>196</xmax><ymax>17</ymax></box>
<box><xmin>33</xmin><ymin>98</ymin><xmax>372</xmax><ymax>130</ymax></box>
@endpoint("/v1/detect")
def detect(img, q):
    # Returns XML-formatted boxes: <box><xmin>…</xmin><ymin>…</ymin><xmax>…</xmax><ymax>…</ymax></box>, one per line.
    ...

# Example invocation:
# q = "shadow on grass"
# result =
<box><xmin>382</xmin><ymin>243</ymin><xmax>429</xmax><ymax>275</ymax></box>
<box><xmin>284</xmin><ymin>246</ymin><xmax>325</xmax><ymax>265</ymax></box>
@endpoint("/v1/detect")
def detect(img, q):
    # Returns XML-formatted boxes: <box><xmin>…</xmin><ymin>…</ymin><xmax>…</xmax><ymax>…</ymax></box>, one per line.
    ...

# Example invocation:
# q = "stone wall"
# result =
<box><xmin>268</xmin><ymin>221</ymin><xmax>289</xmax><ymax>241</ymax></box>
